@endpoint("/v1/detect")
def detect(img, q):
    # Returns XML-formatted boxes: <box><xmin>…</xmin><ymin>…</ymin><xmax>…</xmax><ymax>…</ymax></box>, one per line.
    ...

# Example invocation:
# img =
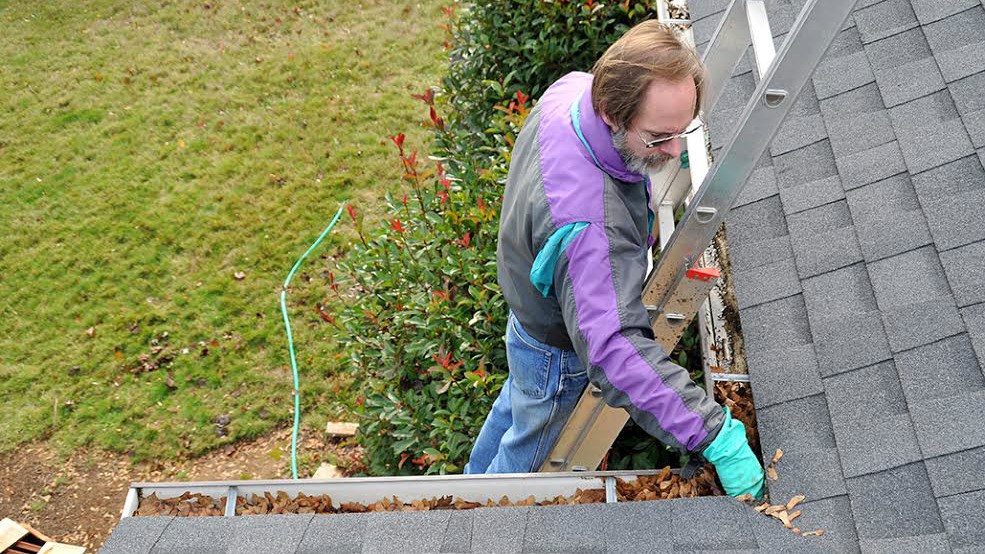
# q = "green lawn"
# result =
<box><xmin>0</xmin><ymin>0</ymin><xmax>446</xmax><ymax>460</ymax></box>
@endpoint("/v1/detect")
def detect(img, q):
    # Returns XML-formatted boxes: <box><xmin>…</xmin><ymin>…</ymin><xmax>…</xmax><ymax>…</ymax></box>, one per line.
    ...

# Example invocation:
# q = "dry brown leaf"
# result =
<box><xmin>767</xmin><ymin>466</ymin><xmax>779</xmax><ymax>481</ymax></box>
<box><xmin>786</xmin><ymin>495</ymin><xmax>805</xmax><ymax>510</ymax></box>
<box><xmin>776</xmin><ymin>510</ymin><xmax>793</xmax><ymax>529</ymax></box>
<box><xmin>788</xmin><ymin>510</ymin><xmax>802</xmax><ymax>521</ymax></box>
<box><xmin>771</xmin><ymin>449</ymin><xmax>784</xmax><ymax>464</ymax></box>
<box><xmin>754</xmin><ymin>503</ymin><xmax>770</xmax><ymax>512</ymax></box>
<box><xmin>802</xmin><ymin>530</ymin><xmax>825</xmax><ymax>537</ymax></box>
<box><xmin>765</xmin><ymin>504</ymin><xmax>786</xmax><ymax>515</ymax></box>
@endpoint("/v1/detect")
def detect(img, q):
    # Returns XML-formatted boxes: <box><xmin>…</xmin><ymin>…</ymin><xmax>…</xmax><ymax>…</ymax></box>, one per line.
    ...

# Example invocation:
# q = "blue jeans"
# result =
<box><xmin>464</xmin><ymin>312</ymin><xmax>589</xmax><ymax>474</ymax></box>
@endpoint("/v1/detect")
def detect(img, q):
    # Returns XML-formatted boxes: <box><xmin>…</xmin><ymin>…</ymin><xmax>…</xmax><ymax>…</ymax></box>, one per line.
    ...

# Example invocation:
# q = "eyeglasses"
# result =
<box><xmin>636</xmin><ymin>115</ymin><xmax>705</xmax><ymax>148</ymax></box>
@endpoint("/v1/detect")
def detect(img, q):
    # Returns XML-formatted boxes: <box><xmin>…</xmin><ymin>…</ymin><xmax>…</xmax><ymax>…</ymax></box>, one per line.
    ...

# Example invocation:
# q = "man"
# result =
<box><xmin>464</xmin><ymin>21</ymin><xmax>765</xmax><ymax>498</ymax></box>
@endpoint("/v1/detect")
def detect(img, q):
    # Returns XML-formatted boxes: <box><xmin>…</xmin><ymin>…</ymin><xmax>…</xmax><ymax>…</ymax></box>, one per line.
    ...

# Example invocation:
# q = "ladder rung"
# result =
<box><xmin>746</xmin><ymin>0</ymin><xmax>777</xmax><ymax>79</ymax></box>
<box><xmin>657</xmin><ymin>201</ymin><xmax>676</xmax><ymax>250</ymax></box>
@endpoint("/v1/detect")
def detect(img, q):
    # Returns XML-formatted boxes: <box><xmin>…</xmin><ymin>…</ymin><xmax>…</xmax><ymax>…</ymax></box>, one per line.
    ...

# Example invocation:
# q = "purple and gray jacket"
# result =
<box><xmin>496</xmin><ymin>72</ymin><xmax>725</xmax><ymax>454</ymax></box>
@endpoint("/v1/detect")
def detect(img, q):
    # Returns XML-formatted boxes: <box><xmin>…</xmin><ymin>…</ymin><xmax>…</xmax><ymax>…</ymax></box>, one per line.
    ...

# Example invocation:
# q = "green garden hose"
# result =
<box><xmin>280</xmin><ymin>203</ymin><xmax>346</xmax><ymax>479</ymax></box>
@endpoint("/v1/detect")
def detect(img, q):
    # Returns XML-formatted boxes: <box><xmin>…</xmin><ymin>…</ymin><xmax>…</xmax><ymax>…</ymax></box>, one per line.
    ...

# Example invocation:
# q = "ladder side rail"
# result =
<box><xmin>699</xmin><ymin>0</ymin><xmax>752</xmax><ymax>114</ymax></box>
<box><xmin>642</xmin><ymin>0</ymin><xmax>857</xmax><ymax>310</ymax></box>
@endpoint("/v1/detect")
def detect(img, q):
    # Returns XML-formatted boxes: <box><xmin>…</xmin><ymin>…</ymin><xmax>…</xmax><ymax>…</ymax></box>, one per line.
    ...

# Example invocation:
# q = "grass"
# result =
<box><xmin>0</xmin><ymin>0</ymin><xmax>448</xmax><ymax>460</ymax></box>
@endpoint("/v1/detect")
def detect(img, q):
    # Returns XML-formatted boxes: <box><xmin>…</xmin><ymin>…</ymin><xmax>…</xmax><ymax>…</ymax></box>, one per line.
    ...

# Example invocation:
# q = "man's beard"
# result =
<box><xmin>612</xmin><ymin>128</ymin><xmax>672</xmax><ymax>175</ymax></box>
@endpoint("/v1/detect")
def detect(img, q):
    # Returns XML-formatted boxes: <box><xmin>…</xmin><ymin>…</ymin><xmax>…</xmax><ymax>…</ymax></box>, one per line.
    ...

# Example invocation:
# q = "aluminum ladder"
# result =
<box><xmin>541</xmin><ymin>0</ymin><xmax>859</xmax><ymax>472</ymax></box>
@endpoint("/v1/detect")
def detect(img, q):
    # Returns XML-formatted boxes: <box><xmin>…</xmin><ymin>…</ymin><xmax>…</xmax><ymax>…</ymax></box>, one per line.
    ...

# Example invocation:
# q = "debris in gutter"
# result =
<box><xmin>714</xmin><ymin>382</ymin><xmax>761</xmax><ymax>458</ymax></box>
<box><xmin>133</xmin><ymin>465</ymin><xmax>725</xmax><ymax>517</ymax></box>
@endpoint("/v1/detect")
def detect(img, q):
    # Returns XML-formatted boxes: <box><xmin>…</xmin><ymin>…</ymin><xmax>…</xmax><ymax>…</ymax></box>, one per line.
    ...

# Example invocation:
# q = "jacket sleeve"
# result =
<box><xmin>553</xmin><ymin>220</ymin><xmax>725</xmax><ymax>453</ymax></box>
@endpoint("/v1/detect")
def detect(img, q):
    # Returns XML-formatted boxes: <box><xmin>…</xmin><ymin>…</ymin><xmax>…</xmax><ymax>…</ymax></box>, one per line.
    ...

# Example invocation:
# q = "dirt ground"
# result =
<box><xmin>0</xmin><ymin>428</ymin><xmax>363</xmax><ymax>551</ymax></box>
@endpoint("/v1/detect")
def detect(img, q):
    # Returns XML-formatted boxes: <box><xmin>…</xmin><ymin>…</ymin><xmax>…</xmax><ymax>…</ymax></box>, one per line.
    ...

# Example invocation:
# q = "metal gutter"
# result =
<box><xmin>121</xmin><ymin>469</ymin><xmax>682</xmax><ymax>519</ymax></box>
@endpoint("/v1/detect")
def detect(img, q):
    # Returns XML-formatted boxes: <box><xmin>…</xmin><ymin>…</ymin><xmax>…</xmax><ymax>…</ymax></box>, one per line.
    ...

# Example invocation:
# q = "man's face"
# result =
<box><xmin>608</xmin><ymin>78</ymin><xmax>697</xmax><ymax>175</ymax></box>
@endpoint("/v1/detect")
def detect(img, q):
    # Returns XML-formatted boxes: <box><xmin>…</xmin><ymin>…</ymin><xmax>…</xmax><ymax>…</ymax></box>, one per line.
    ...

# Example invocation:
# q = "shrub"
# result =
<box><xmin>439</xmin><ymin>0</ymin><xmax>660</xmax><ymax>160</ymax></box>
<box><xmin>331</xmin><ymin>0</ymin><xmax>686</xmax><ymax>475</ymax></box>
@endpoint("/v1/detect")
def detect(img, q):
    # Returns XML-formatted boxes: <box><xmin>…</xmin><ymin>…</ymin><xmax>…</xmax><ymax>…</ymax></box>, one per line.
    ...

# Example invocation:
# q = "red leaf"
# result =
<box><xmin>402</xmin><ymin>151</ymin><xmax>418</xmax><ymax>169</ymax></box>
<box><xmin>315</xmin><ymin>305</ymin><xmax>336</xmax><ymax>324</ymax></box>
<box><xmin>411</xmin><ymin>88</ymin><xmax>434</xmax><ymax>105</ymax></box>
<box><xmin>389</xmin><ymin>133</ymin><xmax>406</xmax><ymax>152</ymax></box>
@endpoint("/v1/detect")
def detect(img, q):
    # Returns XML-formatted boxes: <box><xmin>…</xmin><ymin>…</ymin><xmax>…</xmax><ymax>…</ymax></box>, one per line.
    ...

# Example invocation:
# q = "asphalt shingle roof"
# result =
<box><xmin>101</xmin><ymin>1</ymin><xmax>985</xmax><ymax>552</ymax></box>
<box><xmin>717</xmin><ymin>1</ymin><xmax>985</xmax><ymax>551</ymax></box>
<box><xmin>102</xmin><ymin>497</ymin><xmax>856</xmax><ymax>554</ymax></box>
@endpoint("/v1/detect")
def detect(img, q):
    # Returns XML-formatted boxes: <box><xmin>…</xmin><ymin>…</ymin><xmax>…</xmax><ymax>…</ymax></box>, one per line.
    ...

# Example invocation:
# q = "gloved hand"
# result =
<box><xmin>701</xmin><ymin>406</ymin><xmax>765</xmax><ymax>499</ymax></box>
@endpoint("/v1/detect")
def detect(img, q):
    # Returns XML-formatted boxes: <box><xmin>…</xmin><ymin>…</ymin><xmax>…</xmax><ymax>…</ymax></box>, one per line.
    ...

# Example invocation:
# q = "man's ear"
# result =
<box><xmin>598</xmin><ymin>101</ymin><xmax>616</xmax><ymax>129</ymax></box>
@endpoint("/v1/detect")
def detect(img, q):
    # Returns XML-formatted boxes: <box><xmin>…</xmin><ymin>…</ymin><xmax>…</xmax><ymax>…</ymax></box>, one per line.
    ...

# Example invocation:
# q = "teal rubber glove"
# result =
<box><xmin>702</xmin><ymin>406</ymin><xmax>766</xmax><ymax>499</ymax></box>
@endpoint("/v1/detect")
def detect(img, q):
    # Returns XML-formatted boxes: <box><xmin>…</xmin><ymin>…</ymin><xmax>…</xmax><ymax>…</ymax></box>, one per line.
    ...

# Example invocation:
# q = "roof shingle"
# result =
<box><xmin>296</xmin><ymin>513</ymin><xmax>367</xmax><ymax>554</ymax></box>
<box><xmin>845</xmin><ymin>462</ymin><xmax>945</xmax><ymax>540</ymax></box>
<box><xmin>746</xmin><ymin>344</ymin><xmax>824</xmax><ymax>409</ymax></box>
<box><xmin>769</xmin><ymin>84</ymin><xmax>828</xmax><ymax>157</ymax></box>
<box><xmin>911</xmin><ymin>155</ymin><xmax>985</xmax><ymax>251</ymax></box>
<box><xmin>948</xmin><ymin>67</ymin><xmax>985</xmax><ymax>149</ymax></box>
<box><xmin>786</xmin><ymin>200</ymin><xmax>863</xmax><ymax>278</ymax></box>
<box><xmin>864</xmin><ymin>27</ymin><xmax>946</xmax><ymax>108</ymax></box>
<box><xmin>923</xmin><ymin>5</ymin><xmax>985</xmax><ymax>82</ymax></box>
<box><xmin>812</xmin><ymin>26</ymin><xmax>876</xmax><ymax>100</ymax></box>
<box><xmin>820</xmin><ymin>83</ymin><xmax>895</xmax><ymax>158</ymax></box>
<box><xmin>844</xmin><ymin>173</ymin><xmax>933</xmax><ymax>262</ymax></box>
<box><xmin>853</xmin><ymin>0</ymin><xmax>919</xmax><ymax>43</ymax></box>
<box><xmin>888</xmin><ymin>90</ymin><xmax>975</xmax><ymax>174</ymax></box>
<box><xmin>894</xmin><ymin>334</ymin><xmax>985</xmax><ymax>404</ymax></box>
<box><xmin>939</xmin><ymin>242</ymin><xmax>985</xmax><ymax>307</ymax></box>
<box><xmin>801</xmin><ymin>264</ymin><xmax>892</xmax><ymax>375</ymax></box>
<box><xmin>99</xmin><ymin>516</ymin><xmax>173</xmax><ymax>554</ymax></box>
<box><xmin>938</xmin><ymin>490</ymin><xmax>985</xmax><ymax>552</ymax></box>
<box><xmin>961</xmin><ymin>303</ymin><xmax>985</xmax><ymax>362</ymax></box>
<box><xmin>924</xmin><ymin>446</ymin><xmax>985</xmax><ymax>498</ymax></box>
<box><xmin>755</xmin><ymin>395</ymin><xmax>848</xmax><ymax>502</ymax></box>
<box><xmin>909</xmin><ymin>389</ymin><xmax>985</xmax><ymax>458</ymax></box>
<box><xmin>867</xmin><ymin>246</ymin><xmax>965</xmax><ymax>352</ymax></box>
<box><xmin>910</xmin><ymin>0</ymin><xmax>980</xmax><ymax>24</ymax></box>
<box><xmin>833</xmin><ymin>140</ymin><xmax>907</xmax><ymax>190</ymax></box>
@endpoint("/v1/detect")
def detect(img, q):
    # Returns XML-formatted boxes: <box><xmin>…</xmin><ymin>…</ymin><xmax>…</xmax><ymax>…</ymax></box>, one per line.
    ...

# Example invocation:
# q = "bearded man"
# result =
<box><xmin>464</xmin><ymin>21</ymin><xmax>765</xmax><ymax>499</ymax></box>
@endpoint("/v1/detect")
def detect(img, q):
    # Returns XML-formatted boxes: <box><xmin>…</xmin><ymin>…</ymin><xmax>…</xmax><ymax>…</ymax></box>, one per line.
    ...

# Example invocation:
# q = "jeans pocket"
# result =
<box><xmin>559</xmin><ymin>349</ymin><xmax>588</xmax><ymax>392</ymax></box>
<box><xmin>506</xmin><ymin>315</ymin><xmax>552</xmax><ymax>399</ymax></box>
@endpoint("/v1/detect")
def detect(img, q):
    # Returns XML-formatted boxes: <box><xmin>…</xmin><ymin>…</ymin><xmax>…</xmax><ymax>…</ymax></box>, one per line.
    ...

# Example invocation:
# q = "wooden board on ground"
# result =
<box><xmin>1</xmin><ymin>518</ymin><xmax>30</xmax><ymax>551</ymax></box>
<box><xmin>325</xmin><ymin>422</ymin><xmax>358</xmax><ymax>437</ymax></box>
<box><xmin>38</xmin><ymin>542</ymin><xmax>87</xmax><ymax>554</ymax></box>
